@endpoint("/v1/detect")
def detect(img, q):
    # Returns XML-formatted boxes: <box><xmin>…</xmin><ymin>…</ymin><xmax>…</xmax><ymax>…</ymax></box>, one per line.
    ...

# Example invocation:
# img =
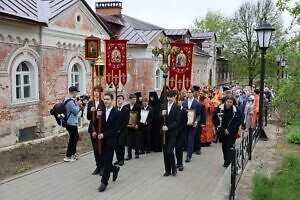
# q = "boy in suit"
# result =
<box><xmin>183</xmin><ymin>88</ymin><xmax>202</xmax><ymax>162</ymax></box>
<box><xmin>161</xmin><ymin>90</ymin><xmax>181</xmax><ymax>176</ymax></box>
<box><xmin>94</xmin><ymin>93</ymin><xmax>121</xmax><ymax>192</ymax></box>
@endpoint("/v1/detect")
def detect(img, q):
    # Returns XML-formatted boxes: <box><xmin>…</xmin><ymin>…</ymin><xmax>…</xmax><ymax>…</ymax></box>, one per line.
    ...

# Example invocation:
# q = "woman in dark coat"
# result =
<box><xmin>149</xmin><ymin>91</ymin><xmax>162</xmax><ymax>152</ymax></box>
<box><xmin>212</xmin><ymin>94</ymin><xmax>242</xmax><ymax>168</ymax></box>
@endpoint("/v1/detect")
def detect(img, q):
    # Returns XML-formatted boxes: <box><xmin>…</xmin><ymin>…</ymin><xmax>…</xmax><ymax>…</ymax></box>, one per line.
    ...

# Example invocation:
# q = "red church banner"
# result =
<box><xmin>169</xmin><ymin>42</ymin><xmax>194</xmax><ymax>91</ymax></box>
<box><xmin>105</xmin><ymin>40</ymin><xmax>127</xmax><ymax>86</ymax></box>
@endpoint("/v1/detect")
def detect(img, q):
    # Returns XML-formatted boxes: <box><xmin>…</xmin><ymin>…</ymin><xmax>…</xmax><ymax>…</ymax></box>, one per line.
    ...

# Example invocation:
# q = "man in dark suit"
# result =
<box><xmin>114</xmin><ymin>94</ymin><xmax>129</xmax><ymax>166</ymax></box>
<box><xmin>125</xmin><ymin>94</ymin><xmax>141</xmax><ymax>160</ymax></box>
<box><xmin>139</xmin><ymin>97</ymin><xmax>153</xmax><ymax>154</ymax></box>
<box><xmin>183</xmin><ymin>88</ymin><xmax>202</xmax><ymax>162</ymax></box>
<box><xmin>160</xmin><ymin>90</ymin><xmax>181</xmax><ymax>176</ymax></box>
<box><xmin>192</xmin><ymin>85</ymin><xmax>206</xmax><ymax>155</ymax></box>
<box><xmin>94</xmin><ymin>93</ymin><xmax>121</xmax><ymax>192</ymax></box>
<box><xmin>87</xmin><ymin>86</ymin><xmax>104</xmax><ymax>176</ymax></box>
<box><xmin>176</xmin><ymin>95</ymin><xmax>187</xmax><ymax>171</ymax></box>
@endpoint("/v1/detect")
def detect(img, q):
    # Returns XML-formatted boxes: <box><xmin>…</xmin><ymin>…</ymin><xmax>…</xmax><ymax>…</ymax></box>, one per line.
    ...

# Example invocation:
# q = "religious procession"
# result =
<box><xmin>2</xmin><ymin>0</ymin><xmax>299</xmax><ymax>200</ymax></box>
<box><xmin>57</xmin><ymin>34</ymin><xmax>273</xmax><ymax>192</ymax></box>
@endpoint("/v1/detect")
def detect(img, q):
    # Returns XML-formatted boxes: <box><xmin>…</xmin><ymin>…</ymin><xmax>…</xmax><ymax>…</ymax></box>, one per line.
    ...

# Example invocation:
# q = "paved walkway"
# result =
<box><xmin>0</xmin><ymin>143</ymin><xmax>228</xmax><ymax>200</ymax></box>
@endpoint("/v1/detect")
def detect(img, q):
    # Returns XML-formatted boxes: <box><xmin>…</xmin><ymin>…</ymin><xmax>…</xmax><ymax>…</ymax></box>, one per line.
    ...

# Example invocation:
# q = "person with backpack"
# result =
<box><xmin>63</xmin><ymin>86</ymin><xmax>82</xmax><ymax>162</ymax></box>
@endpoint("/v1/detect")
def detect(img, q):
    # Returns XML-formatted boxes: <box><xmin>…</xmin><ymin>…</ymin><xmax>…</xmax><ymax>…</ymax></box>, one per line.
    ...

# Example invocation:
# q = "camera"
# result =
<box><xmin>77</xmin><ymin>95</ymin><xmax>90</xmax><ymax>107</ymax></box>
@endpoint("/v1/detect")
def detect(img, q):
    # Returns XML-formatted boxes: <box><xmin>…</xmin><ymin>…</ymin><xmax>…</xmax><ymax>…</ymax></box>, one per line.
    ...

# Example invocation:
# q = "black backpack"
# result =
<box><xmin>50</xmin><ymin>99</ymin><xmax>73</xmax><ymax>127</ymax></box>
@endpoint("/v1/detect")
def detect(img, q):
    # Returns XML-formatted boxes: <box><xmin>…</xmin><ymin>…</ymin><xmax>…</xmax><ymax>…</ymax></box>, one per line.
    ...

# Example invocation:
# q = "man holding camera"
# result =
<box><xmin>63</xmin><ymin>86</ymin><xmax>82</xmax><ymax>162</ymax></box>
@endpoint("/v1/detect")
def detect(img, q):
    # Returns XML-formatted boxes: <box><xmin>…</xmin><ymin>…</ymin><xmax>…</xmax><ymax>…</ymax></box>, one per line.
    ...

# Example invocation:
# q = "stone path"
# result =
<box><xmin>0</xmin><ymin>143</ymin><xmax>228</xmax><ymax>200</ymax></box>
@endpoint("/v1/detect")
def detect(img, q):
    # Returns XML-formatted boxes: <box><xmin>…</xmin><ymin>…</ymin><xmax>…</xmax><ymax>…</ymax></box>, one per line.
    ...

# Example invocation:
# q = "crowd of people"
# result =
<box><xmin>62</xmin><ymin>83</ymin><xmax>274</xmax><ymax>192</ymax></box>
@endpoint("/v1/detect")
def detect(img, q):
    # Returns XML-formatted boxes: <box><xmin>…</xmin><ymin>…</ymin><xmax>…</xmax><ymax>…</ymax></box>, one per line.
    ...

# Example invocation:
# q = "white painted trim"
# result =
<box><xmin>10</xmin><ymin>53</ymin><xmax>39</xmax><ymax>104</ymax></box>
<box><xmin>67</xmin><ymin>55</ymin><xmax>87</xmax><ymax>95</ymax></box>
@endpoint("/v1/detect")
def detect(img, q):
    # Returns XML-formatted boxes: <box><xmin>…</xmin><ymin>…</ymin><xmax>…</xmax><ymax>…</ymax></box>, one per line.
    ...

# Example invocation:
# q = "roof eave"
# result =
<box><xmin>0</xmin><ymin>13</ymin><xmax>47</xmax><ymax>26</ymax></box>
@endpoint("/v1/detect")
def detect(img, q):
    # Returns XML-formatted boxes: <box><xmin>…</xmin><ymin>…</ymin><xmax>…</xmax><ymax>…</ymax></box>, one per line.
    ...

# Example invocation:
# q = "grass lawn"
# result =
<box><xmin>252</xmin><ymin>155</ymin><xmax>300</xmax><ymax>200</ymax></box>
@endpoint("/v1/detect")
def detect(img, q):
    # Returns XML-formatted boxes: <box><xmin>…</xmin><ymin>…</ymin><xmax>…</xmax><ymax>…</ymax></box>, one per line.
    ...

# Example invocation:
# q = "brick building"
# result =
<box><xmin>0</xmin><ymin>0</ymin><xmax>110</xmax><ymax>147</ymax></box>
<box><xmin>0</xmin><ymin>0</ymin><xmax>229</xmax><ymax>147</ymax></box>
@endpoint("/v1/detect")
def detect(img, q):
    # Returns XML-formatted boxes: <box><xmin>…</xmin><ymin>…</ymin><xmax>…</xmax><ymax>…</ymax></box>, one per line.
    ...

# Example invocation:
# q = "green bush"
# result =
<box><xmin>253</xmin><ymin>155</ymin><xmax>300</xmax><ymax>200</ymax></box>
<box><xmin>287</xmin><ymin>124</ymin><xmax>300</xmax><ymax>144</ymax></box>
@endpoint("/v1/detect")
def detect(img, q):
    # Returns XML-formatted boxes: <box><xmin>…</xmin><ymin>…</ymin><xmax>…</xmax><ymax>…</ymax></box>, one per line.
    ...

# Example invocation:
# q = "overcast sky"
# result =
<box><xmin>86</xmin><ymin>0</ymin><xmax>293</xmax><ymax>29</ymax></box>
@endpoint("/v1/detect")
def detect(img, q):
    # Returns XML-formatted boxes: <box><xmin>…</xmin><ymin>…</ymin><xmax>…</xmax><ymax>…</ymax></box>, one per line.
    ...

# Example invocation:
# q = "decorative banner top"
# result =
<box><xmin>85</xmin><ymin>35</ymin><xmax>100</xmax><ymax>61</ymax></box>
<box><xmin>105</xmin><ymin>40</ymin><xmax>128</xmax><ymax>86</ymax></box>
<box><xmin>169</xmin><ymin>42</ymin><xmax>194</xmax><ymax>91</ymax></box>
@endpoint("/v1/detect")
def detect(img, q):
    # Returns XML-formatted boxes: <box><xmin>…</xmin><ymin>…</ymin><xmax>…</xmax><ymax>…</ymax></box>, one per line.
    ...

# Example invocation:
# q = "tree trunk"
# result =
<box><xmin>248</xmin><ymin>77</ymin><xmax>253</xmax><ymax>86</ymax></box>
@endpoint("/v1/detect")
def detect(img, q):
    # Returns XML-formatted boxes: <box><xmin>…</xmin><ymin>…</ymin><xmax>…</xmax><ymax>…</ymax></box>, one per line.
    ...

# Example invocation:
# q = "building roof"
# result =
<box><xmin>190</xmin><ymin>31</ymin><xmax>216</xmax><ymax>40</ymax></box>
<box><xmin>97</xmin><ymin>13</ymin><xmax>164</xmax><ymax>45</ymax></box>
<box><xmin>165</xmin><ymin>29</ymin><xmax>191</xmax><ymax>36</ymax></box>
<box><xmin>0</xmin><ymin>0</ymin><xmax>110</xmax><ymax>33</ymax></box>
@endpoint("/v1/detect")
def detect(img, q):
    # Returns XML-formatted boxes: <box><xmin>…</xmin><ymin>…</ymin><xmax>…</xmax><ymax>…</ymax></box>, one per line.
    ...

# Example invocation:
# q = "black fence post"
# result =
<box><xmin>248</xmin><ymin>128</ymin><xmax>253</xmax><ymax>160</ymax></box>
<box><xmin>230</xmin><ymin>147</ymin><xmax>236</xmax><ymax>200</ymax></box>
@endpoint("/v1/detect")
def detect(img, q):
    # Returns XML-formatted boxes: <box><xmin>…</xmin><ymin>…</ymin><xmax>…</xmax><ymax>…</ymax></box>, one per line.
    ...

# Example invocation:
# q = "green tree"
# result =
<box><xmin>231</xmin><ymin>0</ymin><xmax>283</xmax><ymax>86</ymax></box>
<box><xmin>191</xmin><ymin>11</ymin><xmax>235</xmax><ymax>47</ymax></box>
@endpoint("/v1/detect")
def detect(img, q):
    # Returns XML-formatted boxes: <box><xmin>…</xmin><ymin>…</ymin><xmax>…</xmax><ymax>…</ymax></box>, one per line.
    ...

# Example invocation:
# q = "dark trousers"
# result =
<box><xmin>141</xmin><ymin>129</ymin><xmax>151</xmax><ymax>152</ymax></box>
<box><xmin>89</xmin><ymin>132</ymin><xmax>103</xmax><ymax>167</ymax></box>
<box><xmin>66</xmin><ymin>125</ymin><xmax>79</xmax><ymax>157</ymax></box>
<box><xmin>185</xmin><ymin>127</ymin><xmax>196</xmax><ymax>159</ymax></box>
<box><xmin>115</xmin><ymin>145</ymin><xmax>125</xmax><ymax>161</ymax></box>
<box><xmin>163</xmin><ymin>144</ymin><xmax>176</xmax><ymax>173</ymax></box>
<box><xmin>101</xmin><ymin>145</ymin><xmax>118</xmax><ymax>185</ymax></box>
<box><xmin>222</xmin><ymin>137</ymin><xmax>235</xmax><ymax>166</ymax></box>
<box><xmin>194</xmin><ymin>127</ymin><xmax>202</xmax><ymax>151</ymax></box>
<box><xmin>127</xmin><ymin>129</ymin><xmax>140</xmax><ymax>157</ymax></box>
<box><xmin>175</xmin><ymin>131</ymin><xmax>185</xmax><ymax>166</ymax></box>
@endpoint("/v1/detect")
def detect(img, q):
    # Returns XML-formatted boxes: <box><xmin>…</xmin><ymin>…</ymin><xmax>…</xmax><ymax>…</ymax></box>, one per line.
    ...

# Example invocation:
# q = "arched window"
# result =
<box><xmin>15</xmin><ymin>62</ymin><xmax>31</xmax><ymax>99</ymax></box>
<box><xmin>12</xmin><ymin>60</ymin><xmax>38</xmax><ymax>103</ymax></box>
<box><xmin>155</xmin><ymin>69</ymin><xmax>161</xmax><ymax>90</ymax></box>
<box><xmin>67</xmin><ymin>56</ymin><xmax>87</xmax><ymax>94</ymax></box>
<box><xmin>71</xmin><ymin>64</ymin><xmax>80</xmax><ymax>89</ymax></box>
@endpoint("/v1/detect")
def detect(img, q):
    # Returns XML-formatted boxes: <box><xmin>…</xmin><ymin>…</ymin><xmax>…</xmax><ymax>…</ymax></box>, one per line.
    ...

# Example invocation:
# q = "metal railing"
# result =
<box><xmin>229</xmin><ymin>127</ymin><xmax>260</xmax><ymax>200</ymax></box>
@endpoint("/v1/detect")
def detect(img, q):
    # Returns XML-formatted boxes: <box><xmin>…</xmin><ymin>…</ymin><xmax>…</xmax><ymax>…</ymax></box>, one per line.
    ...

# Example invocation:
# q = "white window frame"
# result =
<box><xmin>155</xmin><ymin>68</ymin><xmax>162</xmax><ymax>90</ymax></box>
<box><xmin>11</xmin><ymin>56</ymin><xmax>39</xmax><ymax>104</ymax></box>
<box><xmin>68</xmin><ymin>57</ymin><xmax>87</xmax><ymax>95</ymax></box>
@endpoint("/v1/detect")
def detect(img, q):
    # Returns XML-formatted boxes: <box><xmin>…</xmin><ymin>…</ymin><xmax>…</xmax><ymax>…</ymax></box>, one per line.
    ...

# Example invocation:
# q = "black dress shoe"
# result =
<box><xmin>196</xmin><ymin>150</ymin><xmax>201</xmax><ymax>155</ymax></box>
<box><xmin>140</xmin><ymin>151</ymin><xmax>145</xmax><ymax>154</ymax></box>
<box><xmin>98</xmin><ymin>183</ymin><xmax>107</xmax><ymax>192</ymax></box>
<box><xmin>113</xmin><ymin>160</ymin><xmax>119</xmax><ymax>165</ymax></box>
<box><xmin>172</xmin><ymin>169</ymin><xmax>177</xmax><ymax>176</ymax></box>
<box><xmin>185</xmin><ymin>157</ymin><xmax>191</xmax><ymax>163</ymax></box>
<box><xmin>163</xmin><ymin>172</ymin><xmax>170</xmax><ymax>177</ymax></box>
<box><xmin>135</xmin><ymin>155</ymin><xmax>139</xmax><ymax>159</ymax></box>
<box><xmin>118</xmin><ymin>160</ymin><xmax>124</xmax><ymax>166</ymax></box>
<box><xmin>113</xmin><ymin>166</ymin><xmax>120</xmax><ymax>181</ymax></box>
<box><xmin>125</xmin><ymin>156</ymin><xmax>132</xmax><ymax>161</ymax></box>
<box><xmin>178</xmin><ymin>165</ymin><xmax>184</xmax><ymax>171</ymax></box>
<box><xmin>146</xmin><ymin>151</ymin><xmax>150</xmax><ymax>154</ymax></box>
<box><xmin>92</xmin><ymin>167</ymin><xmax>100</xmax><ymax>175</ymax></box>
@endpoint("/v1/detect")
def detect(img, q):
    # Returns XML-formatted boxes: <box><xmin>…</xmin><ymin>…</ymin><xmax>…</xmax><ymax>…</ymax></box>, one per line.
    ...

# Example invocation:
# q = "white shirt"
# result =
<box><xmin>144</xmin><ymin>106</ymin><xmax>148</xmax><ymax>110</ymax></box>
<box><xmin>117</xmin><ymin>105</ymin><xmax>123</xmax><ymax>111</ymax></box>
<box><xmin>130</xmin><ymin>104</ymin><xmax>134</xmax><ymax>110</ymax></box>
<box><xmin>167</xmin><ymin>103</ymin><xmax>173</xmax><ymax>115</ymax></box>
<box><xmin>188</xmin><ymin>98</ymin><xmax>194</xmax><ymax>109</ymax></box>
<box><xmin>106</xmin><ymin>107</ymin><xmax>112</xmax><ymax>121</ymax></box>
<box><xmin>95</xmin><ymin>100</ymin><xmax>99</xmax><ymax>109</ymax></box>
